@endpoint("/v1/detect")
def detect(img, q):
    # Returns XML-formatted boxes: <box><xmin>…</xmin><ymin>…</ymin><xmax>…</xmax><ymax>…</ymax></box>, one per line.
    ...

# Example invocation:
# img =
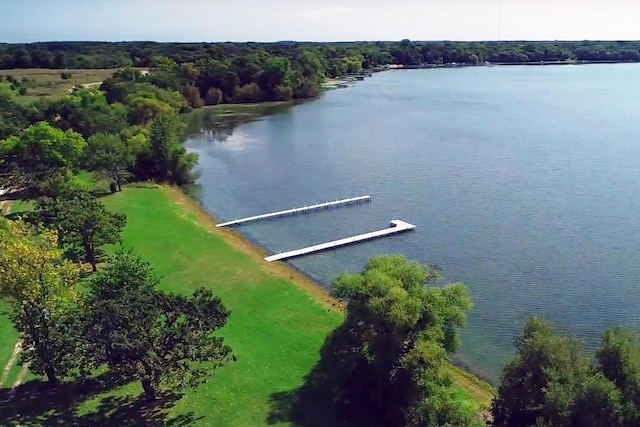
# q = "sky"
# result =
<box><xmin>2</xmin><ymin>0</ymin><xmax>640</xmax><ymax>43</ymax></box>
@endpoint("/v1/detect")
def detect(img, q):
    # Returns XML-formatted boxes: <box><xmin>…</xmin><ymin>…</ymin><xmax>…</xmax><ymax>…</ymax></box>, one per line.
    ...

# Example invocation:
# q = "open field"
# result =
<box><xmin>0</xmin><ymin>185</ymin><xmax>493</xmax><ymax>425</ymax></box>
<box><xmin>0</xmin><ymin>68</ymin><xmax>146</xmax><ymax>102</ymax></box>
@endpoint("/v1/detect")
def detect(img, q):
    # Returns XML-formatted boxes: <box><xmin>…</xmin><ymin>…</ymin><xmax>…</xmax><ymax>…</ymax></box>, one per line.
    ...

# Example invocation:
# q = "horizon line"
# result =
<box><xmin>2</xmin><ymin>38</ymin><xmax>640</xmax><ymax>45</ymax></box>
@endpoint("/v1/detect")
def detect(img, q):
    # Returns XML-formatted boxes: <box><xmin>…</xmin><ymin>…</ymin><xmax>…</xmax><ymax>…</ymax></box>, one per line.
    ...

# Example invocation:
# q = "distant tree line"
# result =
<box><xmin>1</xmin><ymin>40</ymin><xmax>640</xmax><ymax>73</ymax></box>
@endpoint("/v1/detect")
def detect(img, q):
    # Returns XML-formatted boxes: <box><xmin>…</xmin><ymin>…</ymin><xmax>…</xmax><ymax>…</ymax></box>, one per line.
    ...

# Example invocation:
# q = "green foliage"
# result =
<box><xmin>0</xmin><ymin>218</ymin><xmax>82</xmax><ymax>385</ymax></box>
<box><xmin>82</xmin><ymin>248</ymin><xmax>234</xmax><ymax>400</ymax></box>
<box><xmin>144</xmin><ymin>112</ymin><xmax>197</xmax><ymax>184</ymax></box>
<box><xmin>493</xmin><ymin>318</ymin><xmax>640</xmax><ymax>427</ymax></box>
<box><xmin>0</xmin><ymin>121</ymin><xmax>86</xmax><ymax>196</ymax></box>
<box><xmin>45</xmin><ymin>88</ymin><xmax>128</xmax><ymax>137</ymax></box>
<box><xmin>1</xmin><ymin>41</ymin><xmax>639</xmax><ymax>71</ymax></box>
<box><xmin>0</xmin><ymin>93</ymin><xmax>28</xmax><ymax>139</ymax></box>
<box><xmin>318</xmin><ymin>255</ymin><xmax>477</xmax><ymax>426</ymax></box>
<box><xmin>85</xmin><ymin>133</ymin><xmax>135</xmax><ymax>191</ymax></box>
<box><xmin>597</xmin><ymin>327</ymin><xmax>640</xmax><ymax>423</ymax></box>
<box><xmin>34</xmin><ymin>189</ymin><xmax>127</xmax><ymax>271</ymax></box>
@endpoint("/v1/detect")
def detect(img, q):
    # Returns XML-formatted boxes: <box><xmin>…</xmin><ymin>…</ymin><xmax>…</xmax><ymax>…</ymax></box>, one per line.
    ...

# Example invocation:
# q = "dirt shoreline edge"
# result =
<box><xmin>163</xmin><ymin>185</ymin><xmax>496</xmax><ymax>404</ymax></box>
<box><xmin>164</xmin><ymin>186</ymin><xmax>345</xmax><ymax>312</ymax></box>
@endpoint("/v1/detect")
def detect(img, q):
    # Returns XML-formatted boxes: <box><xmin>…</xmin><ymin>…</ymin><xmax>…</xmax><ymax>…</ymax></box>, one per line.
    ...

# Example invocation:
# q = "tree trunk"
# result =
<box><xmin>45</xmin><ymin>366</ymin><xmax>58</xmax><ymax>387</ymax></box>
<box><xmin>141</xmin><ymin>378</ymin><xmax>157</xmax><ymax>400</ymax></box>
<box><xmin>114</xmin><ymin>173</ymin><xmax>122</xmax><ymax>192</ymax></box>
<box><xmin>86</xmin><ymin>243</ymin><xmax>97</xmax><ymax>272</ymax></box>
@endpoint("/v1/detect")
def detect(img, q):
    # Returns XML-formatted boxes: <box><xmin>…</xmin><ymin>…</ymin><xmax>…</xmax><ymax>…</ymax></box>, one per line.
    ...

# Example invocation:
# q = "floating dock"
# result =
<box><xmin>264</xmin><ymin>220</ymin><xmax>416</xmax><ymax>262</ymax></box>
<box><xmin>216</xmin><ymin>195</ymin><xmax>371</xmax><ymax>228</ymax></box>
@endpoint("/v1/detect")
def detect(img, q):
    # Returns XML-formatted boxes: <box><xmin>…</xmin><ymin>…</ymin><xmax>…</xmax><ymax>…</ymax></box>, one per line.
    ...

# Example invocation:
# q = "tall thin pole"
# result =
<box><xmin>497</xmin><ymin>0</ymin><xmax>502</xmax><ymax>41</ymax></box>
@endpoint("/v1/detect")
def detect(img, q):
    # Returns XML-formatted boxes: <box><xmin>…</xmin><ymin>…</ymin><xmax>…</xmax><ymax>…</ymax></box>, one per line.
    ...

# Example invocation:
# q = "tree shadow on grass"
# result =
<box><xmin>0</xmin><ymin>373</ymin><xmax>199</xmax><ymax>426</ymax></box>
<box><xmin>267</xmin><ymin>324</ymin><xmax>380</xmax><ymax>427</ymax></box>
<box><xmin>73</xmin><ymin>391</ymin><xmax>202</xmax><ymax>427</ymax></box>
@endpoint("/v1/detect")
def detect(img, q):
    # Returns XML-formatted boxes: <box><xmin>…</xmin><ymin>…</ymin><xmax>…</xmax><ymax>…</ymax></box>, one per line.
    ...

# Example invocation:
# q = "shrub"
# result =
<box><xmin>205</xmin><ymin>87</ymin><xmax>223</xmax><ymax>106</ymax></box>
<box><xmin>232</xmin><ymin>83</ymin><xmax>264</xmax><ymax>104</ymax></box>
<box><xmin>61</xmin><ymin>72</ymin><xmax>73</xmax><ymax>80</ymax></box>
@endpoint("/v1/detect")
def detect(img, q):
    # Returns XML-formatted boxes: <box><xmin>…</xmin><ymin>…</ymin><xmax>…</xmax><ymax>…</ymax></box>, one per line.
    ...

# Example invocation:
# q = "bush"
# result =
<box><xmin>60</xmin><ymin>72</ymin><xmax>73</xmax><ymax>80</ymax></box>
<box><xmin>18</xmin><ymin>87</ymin><xmax>27</xmax><ymax>95</ymax></box>
<box><xmin>273</xmin><ymin>85</ymin><xmax>293</xmax><ymax>101</ymax></box>
<box><xmin>232</xmin><ymin>83</ymin><xmax>264</xmax><ymax>104</ymax></box>
<box><xmin>181</xmin><ymin>85</ymin><xmax>204</xmax><ymax>108</ymax></box>
<box><xmin>205</xmin><ymin>87</ymin><xmax>223</xmax><ymax>105</ymax></box>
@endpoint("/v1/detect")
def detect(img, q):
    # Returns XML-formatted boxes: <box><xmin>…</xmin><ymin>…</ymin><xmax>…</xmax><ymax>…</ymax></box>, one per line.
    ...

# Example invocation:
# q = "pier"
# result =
<box><xmin>216</xmin><ymin>195</ymin><xmax>371</xmax><ymax>227</ymax></box>
<box><xmin>264</xmin><ymin>220</ymin><xmax>416</xmax><ymax>262</ymax></box>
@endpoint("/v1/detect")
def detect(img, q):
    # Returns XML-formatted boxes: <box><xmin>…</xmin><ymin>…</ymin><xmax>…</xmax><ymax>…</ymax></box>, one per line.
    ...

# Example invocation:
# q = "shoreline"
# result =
<box><xmin>165</xmin><ymin>186</ymin><xmax>345</xmax><ymax>312</ymax></box>
<box><xmin>167</xmin><ymin>186</ymin><xmax>496</xmax><ymax>393</ymax></box>
<box><xmin>388</xmin><ymin>59</ymin><xmax>640</xmax><ymax>70</ymax></box>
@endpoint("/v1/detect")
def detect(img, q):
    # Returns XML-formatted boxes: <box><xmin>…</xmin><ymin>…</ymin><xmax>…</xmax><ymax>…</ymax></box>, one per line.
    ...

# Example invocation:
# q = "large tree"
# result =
<box><xmin>0</xmin><ymin>121</ymin><xmax>86</xmax><ymax>197</ymax></box>
<box><xmin>35</xmin><ymin>189</ymin><xmax>126</xmax><ymax>271</ymax></box>
<box><xmin>0</xmin><ymin>218</ymin><xmax>82</xmax><ymax>386</ymax></box>
<box><xmin>85</xmin><ymin>133</ymin><xmax>135</xmax><ymax>191</ymax></box>
<box><xmin>327</xmin><ymin>255</ymin><xmax>477</xmax><ymax>426</ymax></box>
<box><xmin>492</xmin><ymin>318</ymin><xmax>636</xmax><ymax>427</ymax></box>
<box><xmin>83</xmin><ymin>249</ymin><xmax>234</xmax><ymax>400</ymax></box>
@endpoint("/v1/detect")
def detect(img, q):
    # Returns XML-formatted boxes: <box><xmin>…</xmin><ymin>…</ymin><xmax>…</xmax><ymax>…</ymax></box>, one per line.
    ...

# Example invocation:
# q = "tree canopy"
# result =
<box><xmin>321</xmin><ymin>255</ymin><xmax>478</xmax><ymax>426</ymax></box>
<box><xmin>34</xmin><ymin>189</ymin><xmax>127</xmax><ymax>271</ymax></box>
<box><xmin>0</xmin><ymin>121</ymin><xmax>86</xmax><ymax>195</ymax></box>
<box><xmin>82</xmin><ymin>249</ymin><xmax>234</xmax><ymax>400</ymax></box>
<box><xmin>0</xmin><ymin>218</ymin><xmax>82</xmax><ymax>385</ymax></box>
<box><xmin>493</xmin><ymin>318</ymin><xmax>640</xmax><ymax>427</ymax></box>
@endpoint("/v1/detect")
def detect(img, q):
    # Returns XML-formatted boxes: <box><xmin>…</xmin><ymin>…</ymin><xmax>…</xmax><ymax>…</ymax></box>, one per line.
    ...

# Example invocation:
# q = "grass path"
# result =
<box><xmin>0</xmin><ymin>202</ymin><xmax>26</xmax><ymax>392</ymax></box>
<box><xmin>0</xmin><ymin>341</ymin><xmax>22</xmax><ymax>388</ymax></box>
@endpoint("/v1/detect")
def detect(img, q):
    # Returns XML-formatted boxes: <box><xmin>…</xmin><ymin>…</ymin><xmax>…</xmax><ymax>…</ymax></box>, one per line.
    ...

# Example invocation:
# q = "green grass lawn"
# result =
<box><xmin>0</xmin><ymin>185</ymin><xmax>492</xmax><ymax>425</ymax></box>
<box><xmin>97</xmin><ymin>186</ymin><xmax>346</xmax><ymax>425</ymax></box>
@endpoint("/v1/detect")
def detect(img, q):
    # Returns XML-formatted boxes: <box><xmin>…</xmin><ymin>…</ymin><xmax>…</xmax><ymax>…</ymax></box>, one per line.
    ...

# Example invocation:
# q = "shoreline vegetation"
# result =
<box><xmin>130</xmin><ymin>184</ymin><xmax>497</xmax><ymax>411</ymax></box>
<box><xmin>3</xmin><ymin>39</ymin><xmax>640</xmax><ymax>425</ymax></box>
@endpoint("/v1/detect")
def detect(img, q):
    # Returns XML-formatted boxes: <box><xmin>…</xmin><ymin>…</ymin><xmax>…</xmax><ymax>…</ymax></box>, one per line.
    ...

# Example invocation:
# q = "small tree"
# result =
<box><xmin>0</xmin><ymin>218</ymin><xmax>82</xmax><ymax>386</ymax></box>
<box><xmin>35</xmin><ymin>189</ymin><xmax>126</xmax><ymax>271</ymax></box>
<box><xmin>83</xmin><ymin>249</ymin><xmax>234</xmax><ymax>399</ymax></box>
<box><xmin>205</xmin><ymin>87</ymin><xmax>223</xmax><ymax>105</ymax></box>
<box><xmin>85</xmin><ymin>133</ymin><xmax>135</xmax><ymax>191</ymax></box>
<box><xmin>147</xmin><ymin>112</ymin><xmax>197</xmax><ymax>184</ymax></box>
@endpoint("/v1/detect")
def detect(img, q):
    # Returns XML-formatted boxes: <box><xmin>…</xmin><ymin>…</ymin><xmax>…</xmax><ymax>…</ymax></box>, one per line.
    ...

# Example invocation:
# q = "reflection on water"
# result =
<box><xmin>182</xmin><ymin>65</ymin><xmax>640</xmax><ymax>382</ymax></box>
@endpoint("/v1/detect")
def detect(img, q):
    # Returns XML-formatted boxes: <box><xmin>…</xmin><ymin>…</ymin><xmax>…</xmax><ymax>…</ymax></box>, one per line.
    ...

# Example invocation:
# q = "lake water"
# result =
<box><xmin>184</xmin><ymin>64</ymin><xmax>640</xmax><ymax>382</ymax></box>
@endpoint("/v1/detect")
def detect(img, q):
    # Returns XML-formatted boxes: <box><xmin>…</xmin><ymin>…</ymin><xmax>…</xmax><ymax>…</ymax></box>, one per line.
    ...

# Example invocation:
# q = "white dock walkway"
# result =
<box><xmin>216</xmin><ymin>195</ymin><xmax>371</xmax><ymax>227</ymax></box>
<box><xmin>264</xmin><ymin>220</ymin><xmax>416</xmax><ymax>262</ymax></box>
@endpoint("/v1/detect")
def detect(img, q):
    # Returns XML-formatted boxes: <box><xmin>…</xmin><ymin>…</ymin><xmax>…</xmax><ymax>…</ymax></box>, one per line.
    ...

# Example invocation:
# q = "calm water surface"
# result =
<box><xmin>184</xmin><ymin>65</ymin><xmax>640</xmax><ymax>382</ymax></box>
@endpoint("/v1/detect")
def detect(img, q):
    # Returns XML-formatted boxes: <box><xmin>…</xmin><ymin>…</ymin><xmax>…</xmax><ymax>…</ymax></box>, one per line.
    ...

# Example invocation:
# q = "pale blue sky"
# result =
<box><xmin>2</xmin><ymin>0</ymin><xmax>640</xmax><ymax>43</ymax></box>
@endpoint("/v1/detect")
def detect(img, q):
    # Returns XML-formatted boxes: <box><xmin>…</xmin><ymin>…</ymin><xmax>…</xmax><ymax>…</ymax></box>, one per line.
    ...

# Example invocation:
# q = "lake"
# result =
<box><xmin>183</xmin><ymin>64</ymin><xmax>640</xmax><ymax>382</ymax></box>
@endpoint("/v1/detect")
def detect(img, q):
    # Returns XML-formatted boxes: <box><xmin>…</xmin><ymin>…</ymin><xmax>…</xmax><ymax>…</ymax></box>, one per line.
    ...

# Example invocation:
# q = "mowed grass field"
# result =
<box><xmin>0</xmin><ymin>185</ymin><xmax>493</xmax><ymax>425</ymax></box>
<box><xmin>0</xmin><ymin>68</ymin><xmax>147</xmax><ymax>103</ymax></box>
<box><xmin>99</xmin><ymin>186</ymin><xmax>348</xmax><ymax>426</ymax></box>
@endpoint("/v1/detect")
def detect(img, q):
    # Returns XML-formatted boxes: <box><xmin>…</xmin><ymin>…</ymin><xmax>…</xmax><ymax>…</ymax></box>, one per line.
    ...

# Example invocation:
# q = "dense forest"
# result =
<box><xmin>1</xmin><ymin>40</ymin><xmax>640</xmax><ymax>71</ymax></box>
